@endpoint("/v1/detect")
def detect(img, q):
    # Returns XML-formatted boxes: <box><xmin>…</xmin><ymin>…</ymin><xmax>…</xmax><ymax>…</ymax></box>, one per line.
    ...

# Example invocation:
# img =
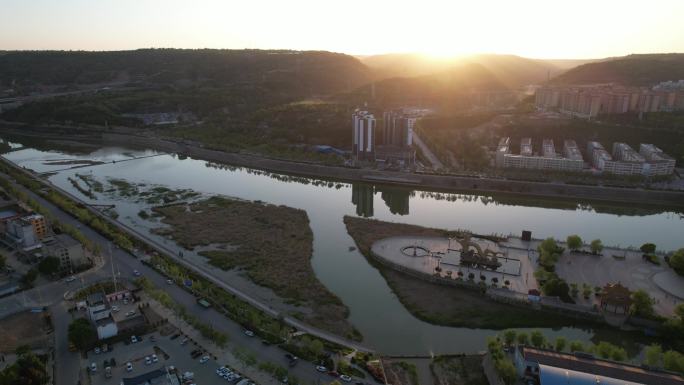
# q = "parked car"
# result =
<box><xmin>131</xmin><ymin>335</ymin><xmax>138</xmax><ymax>343</ymax></box>
<box><xmin>133</xmin><ymin>270</ymin><xmax>141</xmax><ymax>276</ymax></box>
<box><xmin>340</xmin><ymin>375</ymin><xmax>352</xmax><ymax>382</ymax></box>
<box><xmin>90</xmin><ymin>362</ymin><xmax>97</xmax><ymax>372</ymax></box>
<box><xmin>180</xmin><ymin>337</ymin><xmax>189</xmax><ymax>345</ymax></box>
<box><xmin>166</xmin><ymin>279</ymin><xmax>173</xmax><ymax>284</ymax></box>
<box><xmin>111</xmin><ymin>305</ymin><xmax>120</xmax><ymax>313</ymax></box>
<box><xmin>126</xmin><ymin>362</ymin><xmax>133</xmax><ymax>372</ymax></box>
<box><xmin>315</xmin><ymin>366</ymin><xmax>327</xmax><ymax>373</ymax></box>
<box><xmin>125</xmin><ymin>310</ymin><xmax>136</xmax><ymax>318</ymax></box>
<box><xmin>244</xmin><ymin>330</ymin><xmax>255</xmax><ymax>337</ymax></box>
<box><xmin>65</xmin><ymin>276</ymin><xmax>76</xmax><ymax>283</ymax></box>
<box><xmin>327</xmin><ymin>371</ymin><xmax>339</xmax><ymax>377</ymax></box>
<box><xmin>152</xmin><ymin>354</ymin><xmax>158</xmax><ymax>363</ymax></box>
<box><xmin>145</xmin><ymin>356</ymin><xmax>152</xmax><ymax>365</ymax></box>
<box><xmin>199</xmin><ymin>356</ymin><xmax>210</xmax><ymax>364</ymax></box>
<box><xmin>94</xmin><ymin>347</ymin><xmax>101</xmax><ymax>354</ymax></box>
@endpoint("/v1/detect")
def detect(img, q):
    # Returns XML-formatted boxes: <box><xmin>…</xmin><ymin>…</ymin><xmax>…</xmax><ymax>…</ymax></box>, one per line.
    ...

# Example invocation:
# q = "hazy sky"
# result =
<box><xmin>1</xmin><ymin>0</ymin><xmax>683</xmax><ymax>59</ymax></box>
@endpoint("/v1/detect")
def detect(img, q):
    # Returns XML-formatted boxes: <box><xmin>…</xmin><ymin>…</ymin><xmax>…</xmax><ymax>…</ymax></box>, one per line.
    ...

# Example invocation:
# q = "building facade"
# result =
<box><xmin>44</xmin><ymin>233</ymin><xmax>87</xmax><ymax>273</ymax></box>
<box><xmin>499</xmin><ymin>138</ymin><xmax>583</xmax><ymax>171</ymax></box>
<box><xmin>352</xmin><ymin>109</ymin><xmax>376</xmax><ymax>161</ymax></box>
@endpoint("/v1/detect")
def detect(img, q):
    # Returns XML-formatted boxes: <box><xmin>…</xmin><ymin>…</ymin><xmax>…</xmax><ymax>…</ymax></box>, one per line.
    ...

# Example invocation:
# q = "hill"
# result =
<box><xmin>0</xmin><ymin>49</ymin><xmax>371</xmax><ymax>96</ymax></box>
<box><xmin>358</xmin><ymin>53</ymin><xmax>584</xmax><ymax>87</ymax></box>
<box><xmin>550</xmin><ymin>53</ymin><xmax>684</xmax><ymax>86</ymax></box>
<box><xmin>344</xmin><ymin>62</ymin><xmax>509</xmax><ymax>111</ymax></box>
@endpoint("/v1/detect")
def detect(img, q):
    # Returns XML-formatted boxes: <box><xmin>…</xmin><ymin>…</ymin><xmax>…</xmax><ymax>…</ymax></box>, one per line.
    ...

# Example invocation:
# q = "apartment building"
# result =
<box><xmin>535</xmin><ymin>85</ymin><xmax>684</xmax><ymax>118</ymax></box>
<box><xmin>501</xmin><ymin>138</ymin><xmax>583</xmax><ymax>171</ymax></box>
<box><xmin>586</xmin><ymin>142</ymin><xmax>675</xmax><ymax>176</ymax></box>
<box><xmin>381</xmin><ymin>110</ymin><xmax>414</xmax><ymax>147</ymax></box>
<box><xmin>44</xmin><ymin>233</ymin><xmax>87</xmax><ymax>273</ymax></box>
<box><xmin>352</xmin><ymin>109</ymin><xmax>376</xmax><ymax>161</ymax></box>
<box><xmin>495</xmin><ymin>137</ymin><xmax>511</xmax><ymax>167</ymax></box>
<box><xmin>639</xmin><ymin>143</ymin><xmax>676</xmax><ymax>176</ymax></box>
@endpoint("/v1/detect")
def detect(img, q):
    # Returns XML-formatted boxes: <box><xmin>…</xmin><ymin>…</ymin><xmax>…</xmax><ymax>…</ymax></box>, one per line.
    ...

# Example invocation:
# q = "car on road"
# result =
<box><xmin>327</xmin><ymin>371</ymin><xmax>340</xmax><ymax>377</ymax></box>
<box><xmin>152</xmin><ymin>354</ymin><xmax>158</xmax><ymax>363</ymax></box>
<box><xmin>199</xmin><ymin>356</ymin><xmax>210</xmax><ymax>364</ymax></box>
<box><xmin>126</xmin><ymin>362</ymin><xmax>133</xmax><ymax>372</ymax></box>
<box><xmin>94</xmin><ymin>347</ymin><xmax>101</xmax><ymax>354</ymax></box>
<box><xmin>90</xmin><ymin>362</ymin><xmax>97</xmax><ymax>372</ymax></box>
<box><xmin>315</xmin><ymin>366</ymin><xmax>327</xmax><ymax>373</ymax></box>
<box><xmin>65</xmin><ymin>276</ymin><xmax>76</xmax><ymax>283</ymax></box>
<box><xmin>340</xmin><ymin>375</ymin><xmax>352</xmax><ymax>382</ymax></box>
<box><xmin>133</xmin><ymin>270</ymin><xmax>141</xmax><ymax>276</ymax></box>
<box><xmin>131</xmin><ymin>335</ymin><xmax>138</xmax><ymax>343</ymax></box>
<box><xmin>166</xmin><ymin>279</ymin><xmax>173</xmax><ymax>284</ymax></box>
<box><xmin>180</xmin><ymin>337</ymin><xmax>189</xmax><ymax>345</ymax></box>
<box><xmin>244</xmin><ymin>330</ymin><xmax>254</xmax><ymax>337</ymax></box>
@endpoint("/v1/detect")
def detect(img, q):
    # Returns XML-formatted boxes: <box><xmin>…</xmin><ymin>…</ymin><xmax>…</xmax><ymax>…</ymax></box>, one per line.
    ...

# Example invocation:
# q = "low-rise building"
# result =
<box><xmin>500</xmin><ymin>138</ymin><xmax>583</xmax><ymax>171</ymax></box>
<box><xmin>639</xmin><ymin>143</ymin><xmax>676</xmax><ymax>176</ymax></box>
<box><xmin>515</xmin><ymin>346</ymin><xmax>684</xmax><ymax>385</ymax></box>
<box><xmin>43</xmin><ymin>233</ymin><xmax>87</xmax><ymax>273</ymax></box>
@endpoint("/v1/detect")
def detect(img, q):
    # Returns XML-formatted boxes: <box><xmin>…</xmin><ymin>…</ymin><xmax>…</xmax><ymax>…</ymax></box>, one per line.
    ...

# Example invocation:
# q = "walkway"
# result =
<box><xmin>412</xmin><ymin>131</ymin><xmax>444</xmax><ymax>170</ymax></box>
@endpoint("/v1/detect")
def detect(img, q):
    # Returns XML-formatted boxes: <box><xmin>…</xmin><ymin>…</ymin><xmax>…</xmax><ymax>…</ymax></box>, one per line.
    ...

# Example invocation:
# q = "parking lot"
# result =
<box><xmin>87</xmin><ymin>330</ymin><xmax>263</xmax><ymax>385</ymax></box>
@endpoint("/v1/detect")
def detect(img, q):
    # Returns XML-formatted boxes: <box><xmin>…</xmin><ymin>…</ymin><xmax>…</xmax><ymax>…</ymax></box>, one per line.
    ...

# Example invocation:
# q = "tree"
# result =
<box><xmin>494</xmin><ymin>359</ymin><xmax>517</xmax><ymax>385</ymax></box>
<box><xmin>530</xmin><ymin>330</ymin><xmax>545</xmax><ymax>348</ymax></box>
<box><xmin>590</xmin><ymin>239</ymin><xmax>603</xmax><ymax>255</ymax></box>
<box><xmin>308</xmin><ymin>339</ymin><xmax>324</xmax><ymax>358</ymax></box>
<box><xmin>630</xmin><ymin>289</ymin><xmax>655</xmax><ymax>319</ymax></box>
<box><xmin>541</xmin><ymin>277</ymin><xmax>571</xmax><ymax>302</ymax></box>
<box><xmin>38</xmin><ymin>256</ymin><xmax>61</xmax><ymax>275</ymax></box>
<box><xmin>670</xmin><ymin>249</ymin><xmax>684</xmax><ymax>276</ymax></box>
<box><xmin>503</xmin><ymin>329</ymin><xmax>517</xmax><ymax>346</ymax></box>
<box><xmin>516</xmin><ymin>332</ymin><xmax>529</xmax><ymax>346</ymax></box>
<box><xmin>566</xmin><ymin>235</ymin><xmax>582</xmax><ymax>251</ymax></box>
<box><xmin>0</xmin><ymin>253</ymin><xmax>6</xmax><ymax>271</ymax></box>
<box><xmin>68</xmin><ymin>318</ymin><xmax>97</xmax><ymax>350</ymax></box>
<box><xmin>675</xmin><ymin>303</ymin><xmax>684</xmax><ymax>321</ymax></box>
<box><xmin>0</xmin><ymin>346</ymin><xmax>49</xmax><ymax>385</ymax></box>
<box><xmin>640</xmin><ymin>243</ymin><xmax>657</xmax><ymax>254</ymax></box>
<box><xmin>554</xmin><ymin>337</ymin><xmax>567</xmax><ymax>352</ymax></box>
<box><xmin>663</xmin><ymin>350</ymin><xmax>684</xmax><ymax>373</ymax></box>
<box><xmin>645</xmin><ymin>344</ymin><xmax>663</xmax><ymax>367</ymax></box>
<box><xmin>569</xmin><ymin>341</ymin><xmax>584</xmax><ymax>352</ymax></box>
<box><xmin>20</xmin><ymin>268</ymin><xmax>38</xmax><ymax>288</ymax></box>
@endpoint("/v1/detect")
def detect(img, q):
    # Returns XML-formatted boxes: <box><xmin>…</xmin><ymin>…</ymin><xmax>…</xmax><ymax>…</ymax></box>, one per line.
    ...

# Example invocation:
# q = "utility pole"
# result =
<box><xmin>110</xmin><ymin>243</ymin><xmax>117</xmax><ymax>293</ymax></box>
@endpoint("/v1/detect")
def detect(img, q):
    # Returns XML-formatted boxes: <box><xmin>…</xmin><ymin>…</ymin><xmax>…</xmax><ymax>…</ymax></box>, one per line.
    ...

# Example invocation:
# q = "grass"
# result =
<box><xmin>152</xmin><ymin>196</ymin><xmax>356</xmax><ymax>339</ymax></box>
<box><xmin>382</xmin><ymin>359</ymin><xmax>419</xmax><ymax>385</ymax></box>
<box><xmin>430</xmin><ymin>355</ymin><xmax>489</xmax><ymax>385</ymax></box>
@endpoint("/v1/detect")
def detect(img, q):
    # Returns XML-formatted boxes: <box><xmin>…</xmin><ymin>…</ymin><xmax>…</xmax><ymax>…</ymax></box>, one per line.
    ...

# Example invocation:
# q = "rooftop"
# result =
<box><xmin>522</xmin><ymin>346</ymin><xmax>684</xmax><ymax>385</ymax></box>
<box><xmin>122</xmin><ymin>369</ymin><xmax>169</xmax><ymax>385</ymax></box>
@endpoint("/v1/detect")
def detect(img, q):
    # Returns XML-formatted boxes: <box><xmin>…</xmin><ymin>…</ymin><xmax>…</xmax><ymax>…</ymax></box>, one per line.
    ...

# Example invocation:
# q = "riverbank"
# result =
<box><xmin>3</xmin><ymin>124</ymin><xmax>684</xmax><ymax>208</ymax></box>
<box><xmin>151</xmin><ymin>197</ymin><xmax>357</xmax><ymax>339</ymax></box>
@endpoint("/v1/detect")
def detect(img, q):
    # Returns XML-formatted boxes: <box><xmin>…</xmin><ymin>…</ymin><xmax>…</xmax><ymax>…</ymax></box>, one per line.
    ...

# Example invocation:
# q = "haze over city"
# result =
<box><xmin>2</xmin><ymin>0</ymin><xmax>684</xmax><ymax>58</ymax></box>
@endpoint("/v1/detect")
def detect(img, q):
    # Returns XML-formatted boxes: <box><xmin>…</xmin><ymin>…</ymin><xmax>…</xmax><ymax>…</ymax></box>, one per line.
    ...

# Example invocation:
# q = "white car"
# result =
<box><xmin>111</xmin><ymin>305</ymin><xmax>120</xmax><ymax>312</ymax></box>
<box><xmin>125</xmin><ymin>310</ymin><xmax>136</xmax><ymax>318</ymax></box>
<box><xmin>94</xmin><ymin>347</ymin><xmax>101</xmax><ymax>354</ymax></box>
<box><xmin>145</xmin><ymin>356</ymin><xmax>152</xmax><ymax>365</ymax></box>
<box><xmin>65</xmin><ymin>276</ymin><xmax>76</xmax><ymax>283</ymax></box>
<box><xmin>340</xmin><ymin>375</ymin><xmax>352</xmax><ymax>382</ymax></box>
<box><xmin>166</xmin><ymin>279</ymin><xmax>173</xmax><ymax>284</ymax></box>
<box><xmin>133</xmin><ymin>270</ymin><xmax>141</xmax><ymax>276</ymax></box>
<box><xmin>315</xmin><ymin>366</ymin><xmax>327</xmax><ymax>373</ymax></box>
<box><xmin>199</xmin><ymin>356</ymin><xmax>210</xmax><ymax>364</ymax></box>
<box><xmin>131</xmin><ymin>335</ymin><xmax>138</xmax><ymax>343</ymax></box>
<box><xmin>244</xmin><ymin>330</ymin><xmax>255</xmax><ymax>337</ymax></box>
<box><xmin>90</xmin><ymin>362</ymin><xmax>97</xmax><ymax>372</ymax></box>
<box><xmin>152</xmin><ymin>354</ymin><xmax>158</xmax><ymax>363</ymax></box>
<box><xmin>126</xmin><ymin>362</ymin><xmax>133</xmax><ymax>372</ymax></box>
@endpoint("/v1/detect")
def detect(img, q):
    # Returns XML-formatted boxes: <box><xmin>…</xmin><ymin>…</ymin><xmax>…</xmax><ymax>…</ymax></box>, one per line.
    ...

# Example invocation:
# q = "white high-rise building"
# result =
<box><xmin>352</xmin><ymin>109</ymin><xmax>376</xmax><ymax>161</ymax></box>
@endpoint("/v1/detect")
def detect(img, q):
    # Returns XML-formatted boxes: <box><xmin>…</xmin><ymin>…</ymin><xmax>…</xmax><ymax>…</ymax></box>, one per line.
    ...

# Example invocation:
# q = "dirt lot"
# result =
<box><xmin>153</xmin><ymin>196</ymin><xmax>355</xmax><ymax>338</ymax></box>
<box><xmin>430</xmin><ymin>355</ymin><xmax>488</xmax><ymax>385</ymax></box>
<box><xmin>0</xmin><ymin>311</ymin><xmax>51</xmax><ymax>352</ymax></box>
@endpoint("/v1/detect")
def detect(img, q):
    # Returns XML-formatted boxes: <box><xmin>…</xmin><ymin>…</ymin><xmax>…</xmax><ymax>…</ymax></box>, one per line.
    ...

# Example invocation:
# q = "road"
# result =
<box><xmin>0</xmin><ymin>168</ymin><xmax>378</xmax><ymax>385</ymax></box>
<box><xmin>412</xmin><ymin>131</ymin><xmax>444</xmax><ymax>170</ymax></box>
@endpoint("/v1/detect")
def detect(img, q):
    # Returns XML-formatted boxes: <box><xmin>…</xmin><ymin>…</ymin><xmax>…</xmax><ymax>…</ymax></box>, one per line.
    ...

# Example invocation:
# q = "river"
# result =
<box><xmin>2</xmin><ymin>137</ymin><xmax>682</xmax><ymax>356</ymax></box>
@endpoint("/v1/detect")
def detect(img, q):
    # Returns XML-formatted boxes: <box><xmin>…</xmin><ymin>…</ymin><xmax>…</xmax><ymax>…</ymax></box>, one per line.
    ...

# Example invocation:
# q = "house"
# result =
<box><xmin>600</xmin><ymin>283</ymin><xmax>632</xmax><ymax>315</ymax></box>
<box><xmin>515</xmin><ymin>346</ymin><xmax>684</xmax><ymax>385</ymax></box>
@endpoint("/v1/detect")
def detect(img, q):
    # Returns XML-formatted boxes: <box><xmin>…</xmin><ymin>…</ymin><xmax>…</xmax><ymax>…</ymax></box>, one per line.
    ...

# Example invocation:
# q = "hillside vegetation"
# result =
<box><xmin>551</xmin><ymin>54</ymin><xmax>684</xmax><ymax>86</ymax></box>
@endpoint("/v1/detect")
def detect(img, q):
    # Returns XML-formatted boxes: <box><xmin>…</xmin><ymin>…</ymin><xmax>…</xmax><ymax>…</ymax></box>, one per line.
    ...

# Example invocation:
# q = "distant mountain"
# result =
<box><xmin>0</xmin><ymin>49</ymin><xmax>371</xmax><ymax>96</ymax></box>
<box><xmin>345</xmin><ymin>62</ymin><xmax>509</xmax><ymax>110</ymax></box>
<box><xmin>358</xmin><ymin>53</ymin><xmax>587</xmax><ymax>87</ymax></box>
<box><xmin>550</xmin><ymin>53</ymin><xmax>684</xmax><ymax>86</ymax></box>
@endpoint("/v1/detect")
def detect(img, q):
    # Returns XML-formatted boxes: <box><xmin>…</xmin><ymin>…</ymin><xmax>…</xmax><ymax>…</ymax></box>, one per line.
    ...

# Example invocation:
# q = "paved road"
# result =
<box><xmin>412</xmin><ymin>131</ymin><xmax>444</xmax><ymax>170</ymax></box>
<box><xmin>0</xmin><ymin>168</ymin><xmax>378</xmax><ymax>385</ymax></box>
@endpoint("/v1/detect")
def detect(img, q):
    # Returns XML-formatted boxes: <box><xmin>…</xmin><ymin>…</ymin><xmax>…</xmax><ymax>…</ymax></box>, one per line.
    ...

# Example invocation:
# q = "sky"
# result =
<box><xmin>1</xmin><ymin>0</ymin><xmax>683</xmax><ymax>59</ymax></box>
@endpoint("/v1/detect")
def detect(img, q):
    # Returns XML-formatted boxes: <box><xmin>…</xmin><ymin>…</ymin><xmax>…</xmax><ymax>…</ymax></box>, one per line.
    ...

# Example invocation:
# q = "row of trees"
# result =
<box><xmin>565</xmin><ymin>235</ymin><xmax>603</xmax><ymax>254</ymax></box>
<box><xmin>0</xmin><ymin>346</ymin><xmax>49</xmax><ymax>385</ymax></box>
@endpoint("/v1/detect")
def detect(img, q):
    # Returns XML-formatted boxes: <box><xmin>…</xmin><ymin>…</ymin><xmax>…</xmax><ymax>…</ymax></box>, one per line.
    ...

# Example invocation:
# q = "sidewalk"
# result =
<box><xmin>143</xmin><ymin>294</ymin><xmax>281</xmax><ymax>385</ymax></box>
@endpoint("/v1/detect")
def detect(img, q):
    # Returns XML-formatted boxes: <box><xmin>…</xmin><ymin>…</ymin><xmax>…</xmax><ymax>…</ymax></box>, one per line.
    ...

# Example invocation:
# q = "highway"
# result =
<box><xmin>0</xmin><ymin>165</ymin><xmax>378</xmax><ymax>385</ymax></box>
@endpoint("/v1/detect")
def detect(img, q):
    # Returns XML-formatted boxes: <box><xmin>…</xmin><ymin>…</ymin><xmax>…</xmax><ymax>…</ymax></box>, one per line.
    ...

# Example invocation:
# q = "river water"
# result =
<box><xmin>3</xmin><ymin>138</ymin><xmax>683</xmax><ymax>355</ymax></box>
